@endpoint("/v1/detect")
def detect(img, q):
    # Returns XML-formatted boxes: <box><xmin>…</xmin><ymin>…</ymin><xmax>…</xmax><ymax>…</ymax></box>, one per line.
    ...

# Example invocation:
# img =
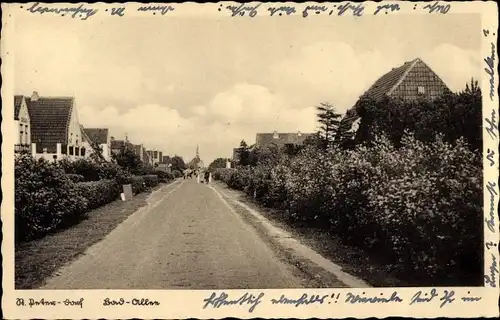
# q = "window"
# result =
<box><xmin>19</xmin><ymin>129</ymin><xmax>23</xmax><ymax>145</ymax></box>
<box><xmin>417</xmin><ymin>86</ymin><xmax>425</xmax><ymax>95</ymax></box>
<box><xmin>25</xmin><ymin>125</ymin><xmax>29</xmax><ymax>144</ymax></box>
<box><xmin>42</xmin><ymin>148</ymin><xmax>47</xmax><ymax>154</ymax></box>
<box><xmin>69</xmin><ymin>146</ymin><xmax>74</xmax><ymax>156</ymax></box>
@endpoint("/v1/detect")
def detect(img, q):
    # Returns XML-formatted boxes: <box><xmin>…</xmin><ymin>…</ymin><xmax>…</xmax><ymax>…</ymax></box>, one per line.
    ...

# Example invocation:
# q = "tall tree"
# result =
<box><xmin>170</xmin><ymin>155</ymin><xmax>187</xmax><ymax>172</ymax></box>
<box><xmin>208</xmin><ymin>158</ymin><xmax>229</xmax><ymax>171</ymax></box>
<box><xmin>112</xmin><ymin>146</ymin><xmax>142</xmax><ymax>172</ymax></box>
<box><xmin>316</xmin><ymin>102</ymin><xmax>342</xmax><ymax>148</ymax></box>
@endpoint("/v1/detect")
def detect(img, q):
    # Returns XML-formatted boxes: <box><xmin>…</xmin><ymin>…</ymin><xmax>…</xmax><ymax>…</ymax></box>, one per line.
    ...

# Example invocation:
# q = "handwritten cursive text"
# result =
<box><xmin>484</xmin><ymin>253</ymin><xmax>499</xmax><ymax>287</ymax></box>
<box><xmin>345</xmin><ymin>291</ymin><xmax>403</xmax><ymax>304</ymax></box>
<box><xmin>202</xmin><ymin>292</ymin><xmax>264</xmax><ymax>313</ymax></box>
<box><xmin>484</xmin><ymin>42</ymin><xmax>496</xmax><ymax>101</ymax></box>
<box><xmin>26</xmin><ymin>2</ymin><xmax>98</xmax><ymax>20</ymax></box>
<box><xmin>270</xmin><ymin>293</ymin><xmax>329</xmax><ymax>306</ymax></box>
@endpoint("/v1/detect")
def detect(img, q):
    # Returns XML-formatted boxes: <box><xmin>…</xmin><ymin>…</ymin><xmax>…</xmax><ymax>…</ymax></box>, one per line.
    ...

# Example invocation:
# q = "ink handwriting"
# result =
<box><xmin>202</xmin><ymin>292</ymin><xmax>264</xmax><ymax>313</ymax></box>
<box><xmin>336</xmin><ymin>2</ymin><xmax>365</xmax><ymax>16</ymax></box>
<box><xmin>345</xmin><ymin>291</ymin><xmax>403</xmax><ymax>304</ymax></box>
<box><xmin>373</xmin><ymin>3</ymin><xmax>400</xmax><ymax>15</ymax></box>
<box><xmin>486</xmin><ymin>181</ymin><xmax>497</xmax><ymax>233</ymax></box>
<box><xmin>270</xmin><ymin>293</ymin><xmax>329</xmax><ymax>306</ymax></box>
<box><xmin>485</xmin><ymin>109</ymin><xmax>498</xmax><ymax>140</ymax></box>
<box><xmin>409</xmin><ymin>289</ymin><xmax>438</xmax><ymax>305</ymax></box>
<box><xmin>268</xmin><ymin>6</ymin><xmax>296</xmax><ymax>16</ymax></box>
<box><xmin>302</xmin><ymin>5</ymin><xmax>328</xmax><ymax>18</ymax></box>
<box><xmin>486</xmin><ymin>149</ymin><xmax>495</xmax><ymax>167</ymax></box>
<box><xmin>110</xmin><ymin>7</ymin><xmax>125</xmax><ymax>17</ymax></box>
<box><xmin>484</xmin><ymin>42</ymin><xmax>496</xmax><ymax>101</ymax></box>
<box><xmin>484</xmin><ymin>253</ymin><xmax>499</xmax><ymax>287</ymax></box>
<box><xmin>25</xmin><ymin>2</ymin><xmax>98</xmax><ymax>20</ymax></box>
<box><xmin>137</xmin><ymin>5</ymin><xmax>175</xmax><ymax>15</ymax></box>
<box><xmin>423</xmin><ymin>1</ymin><xmax>451</xmax><ymax>14</ymax></box>
<box><xmin>226</xmin><ymin>2</ymin><xmax>261</xmax><ymax>17</ymax></box>
<box><xmin>439</xmin><ymin>290</ymin><xmax>455</xmax><ymax>308</ymax></box>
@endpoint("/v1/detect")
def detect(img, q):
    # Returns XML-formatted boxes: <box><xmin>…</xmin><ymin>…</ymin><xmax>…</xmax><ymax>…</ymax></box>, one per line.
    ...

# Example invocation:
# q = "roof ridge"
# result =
<box><xmin>64</xmin><ymin>99</ymin><xmax>75</xmax><ymax>145</ymax></box>
<box><xmin>387</xmin><ymin>58</ymin><xmax>420</xmax><ymax>96</ymax></box>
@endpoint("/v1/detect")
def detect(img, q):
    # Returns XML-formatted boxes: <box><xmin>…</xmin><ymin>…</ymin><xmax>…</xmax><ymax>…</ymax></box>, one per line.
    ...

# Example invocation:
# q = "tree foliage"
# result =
<box><xmin>353</xmin><ymin>79</ymin><xmax>482</xmax><ymax>151</ymax></box>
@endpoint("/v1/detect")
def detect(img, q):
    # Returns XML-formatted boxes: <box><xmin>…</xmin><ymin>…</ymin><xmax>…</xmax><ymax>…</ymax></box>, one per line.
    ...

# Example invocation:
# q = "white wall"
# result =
<box><xmin>67</xmin><ymin>99</ymin><xmax>82</xmax><ymax>148</ymax></box>
<box><xmin>16</xmin><ymin>98</ymin><xmax>31</xmax><ymax>145</ymax></box>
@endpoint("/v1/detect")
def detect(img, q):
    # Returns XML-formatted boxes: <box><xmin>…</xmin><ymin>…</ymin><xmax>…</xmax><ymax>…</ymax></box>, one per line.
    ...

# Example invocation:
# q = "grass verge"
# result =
<box><xmin>215</xmin><ymin>182</ymin><xmax>405</xmax><ymax>287</ymax></box>
<box><xmin>15</xmin><ymin>184</ymin><xmax>165</xmax><ymax>289</ymax></box>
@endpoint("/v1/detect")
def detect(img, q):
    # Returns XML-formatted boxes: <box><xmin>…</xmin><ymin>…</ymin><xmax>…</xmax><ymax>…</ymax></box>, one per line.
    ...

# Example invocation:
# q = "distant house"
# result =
<box><xmin>232</xmin><ymin>148</ymin><xmax>241</xmax><ymax>163</ymax></box>
<box><xmin>25</xmin><ymin>91</ymin><xmax>89</xmax><ymax>161</ymax></box>
<box><xmin>14</xmin><ymin>95</ymin><xmax>31</xmax><ymax>153</ymax></box>
<box><xmin>255</xmin><ymin>131</ymin><xmax>316</xmax><ymax>150</ymax></box>
<box><xmin>340</xmin><ymin>58</ymin><xmax>452</xmax><ymax>135</ymax></box>
<box><xmin>146</xmin><ymin>149</ymin><xmax>162</xmax><ymax>166</ymax></box>
<box><xmin>83</xmin><ymin>127</ymin><xmax>111</xmax><ymax>161</ymax></box>
<box><xmin>110</xmin><ymin>137</ymin><xmax>134</xmax><ymax>154</ymax></box>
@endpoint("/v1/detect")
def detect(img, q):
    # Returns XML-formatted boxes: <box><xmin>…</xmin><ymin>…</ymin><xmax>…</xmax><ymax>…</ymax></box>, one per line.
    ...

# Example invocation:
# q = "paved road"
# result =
<box><xmin>42</xmin><ymin>179</ymin><xmax>305</xmax><ymax>289</ymax></box>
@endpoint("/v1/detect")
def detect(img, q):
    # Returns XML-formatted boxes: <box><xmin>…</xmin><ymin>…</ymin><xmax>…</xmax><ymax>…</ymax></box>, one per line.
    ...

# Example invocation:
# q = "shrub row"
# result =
<box><xmin>130</xmin><ymin>175</ymin><xmax>159</xmax><ymax>194</ymax></box>
<box><xmin>75</xmin><ymin>179</ymin><xmax>121</xmax><ymax>210</ymax></box>
<box><xmin>15</xmin><ymin>155</ymin><xmax>123</xmax><ymax>242</ymax></box>
<box><xmin>215</xmin><ymin>134</ymin><xmax>483</xmax><ymax>285</ymax></box>
<box><xmin>15</xmin><ymin>153</ymin><xmax>171</xmax><ymax>242</ymax></box>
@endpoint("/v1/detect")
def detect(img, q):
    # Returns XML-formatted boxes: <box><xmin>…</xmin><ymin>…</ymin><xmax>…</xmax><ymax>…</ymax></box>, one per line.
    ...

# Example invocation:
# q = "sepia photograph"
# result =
<box><xmin>7</xmin><ymin>2</ymin><xmax>488</xmax><ymax>295</ymax></box>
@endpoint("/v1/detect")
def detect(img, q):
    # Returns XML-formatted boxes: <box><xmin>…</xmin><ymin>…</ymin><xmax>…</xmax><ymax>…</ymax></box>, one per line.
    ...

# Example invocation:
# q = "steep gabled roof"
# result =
<box><xmin>26</xmin><ymin>96</ymin><xmax>74</xmax><ymax>150</ymax></box>
<box><xmin>363</xmin><ymin>58</ymin><xmax>419</xmax><ymax>100</ymax></box>
<box><xmin>14</xmin><ymin>95</ymin><xmax>24</xmax><ymax>120</ymax></box>
<box><xmin>80</xmin><ymin>125</ymin><xmax>93</xmax><ymax>144</ymax></box>
<box><xmin>255</xmin><ymin>132</ymin><xmax>316</xmax><ymax>148</ymax></box>
<box><xmin>83</xmin><ymin>128</ymin><xmax>109</xmax><ymax>144</ymax></box>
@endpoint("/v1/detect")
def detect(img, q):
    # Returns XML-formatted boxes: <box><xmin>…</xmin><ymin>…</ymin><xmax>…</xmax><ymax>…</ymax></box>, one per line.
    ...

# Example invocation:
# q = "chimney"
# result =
<box><xmin>31</xmin><ymin>91</ymin><xmax>39</xmax><ymax>101</ymax></box>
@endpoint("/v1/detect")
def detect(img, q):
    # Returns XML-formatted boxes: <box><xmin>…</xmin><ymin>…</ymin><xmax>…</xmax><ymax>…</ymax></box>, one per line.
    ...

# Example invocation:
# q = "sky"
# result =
<box><xmin>14</xmin><ymin>13</ymin><xmax>481</xmax><ymax>164</ymax></box>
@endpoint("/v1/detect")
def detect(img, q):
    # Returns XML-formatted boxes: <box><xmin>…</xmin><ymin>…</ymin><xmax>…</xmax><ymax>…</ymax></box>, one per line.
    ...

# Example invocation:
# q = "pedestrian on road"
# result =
<box><xmin>204</xmin><ymin>171</ymin><xmax>210</xmax><ymax>184</ymax></box>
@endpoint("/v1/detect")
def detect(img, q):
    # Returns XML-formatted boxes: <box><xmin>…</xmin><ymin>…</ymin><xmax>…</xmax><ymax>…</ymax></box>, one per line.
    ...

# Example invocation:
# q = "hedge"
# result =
<box><xmin>15</xmin><ymin>155</ymin><xmax>88</xmax><ymax>242</ymax></box>
<box><xmin>215</xmin><ymin>134</ymin><xmax>483</xmax><ymax>285</ymax></box>
<box><xmin>75</xmin><ymin>179</ymin><xmax>121</xmax><ymax>210</ymax></box>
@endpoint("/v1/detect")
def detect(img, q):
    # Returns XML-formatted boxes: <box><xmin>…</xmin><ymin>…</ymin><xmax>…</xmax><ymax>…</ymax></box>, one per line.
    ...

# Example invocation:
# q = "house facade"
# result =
<box><xmin>14</xmin><ymin>95</ymin><xmax>31</xmax><ymax>153</ymax></box>
<box><xmin>340</xmin><ymin>58</ymin><xmax>452</xmax><ymax>134</ymax></box>
<box><xmin>83</xmin><ymin>127</ymin><xmax>112</xmax><ymax>161</ymax></box>
<box><xmin>255</xmin><ymin>131</ymin><xmax>316</xmax><ymax>149</ymax></box>
<box><xmin>146</xmin><ymin>149</ymin><xmax>162</xmax><ymax>166</ymax></box>
<box><xmin>25</xmin><ymin>91</ymin><xmax>91</xmax><ymax>161</ymax></box>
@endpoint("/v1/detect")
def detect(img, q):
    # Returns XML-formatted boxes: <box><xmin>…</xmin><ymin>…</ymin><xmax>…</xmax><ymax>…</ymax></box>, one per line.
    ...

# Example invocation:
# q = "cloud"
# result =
<box><xmin>422</xmin><ymin>44</ymin><xmax>481</xmax><ymax>92</ymax></box>
<box><xmin>79</xmin><ymin>83</ymin><xmax>317</xmax><ymax>163</ymax></box>
<box><xmin>269</xmin><ymin>41</ymin><xmax>404</xmax><ymax>113</ymax></box>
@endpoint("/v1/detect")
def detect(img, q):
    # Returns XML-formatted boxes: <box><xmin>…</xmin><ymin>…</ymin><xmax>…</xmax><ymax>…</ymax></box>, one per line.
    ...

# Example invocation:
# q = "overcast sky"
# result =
<box><xmin>15</xmin><ymin>14</ymin><xmax>481</xmax><ymax>164</ymax></box>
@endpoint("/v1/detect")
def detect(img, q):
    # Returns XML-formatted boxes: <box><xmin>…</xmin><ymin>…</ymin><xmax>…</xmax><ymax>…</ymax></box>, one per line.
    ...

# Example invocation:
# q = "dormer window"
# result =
<box><xmin>42</xmin><ymin>148</ymin><xmax>47</xmax><ymax>153</ymax></box>
<box><xmin>417</xmin><ymin>86</ymin><xmax>425</xmax><ymax>95</ymax></box>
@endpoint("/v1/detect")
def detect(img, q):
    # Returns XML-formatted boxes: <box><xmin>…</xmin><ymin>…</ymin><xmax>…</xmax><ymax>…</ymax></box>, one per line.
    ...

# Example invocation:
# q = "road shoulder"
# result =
<box><xmin>209</xmin><ymin>182</ymin><xmax>370</xmax><ymax>288</ymax></box>
<box><xmin>15</xmin><ymin>180</ymin><xmax>182</xmax><ymax>289</ymax></box>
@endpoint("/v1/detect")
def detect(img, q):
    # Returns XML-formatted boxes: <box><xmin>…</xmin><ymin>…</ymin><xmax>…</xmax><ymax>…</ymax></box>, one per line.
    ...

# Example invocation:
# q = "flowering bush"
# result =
<box><xmin>65</xmin><ymin>174</ymin><xmax>85</xmax><ymax>183</ymax></box>
<box><xmin>153</xmin><ymin>170</ymin><xmax>174</xmax><ymax>183</ymax></box>
<box><xmin>131</xmin><ymin>176</ymin><xmax>146</xmax><ymax>194</ymax></box>
<box><xmin>215</xmin><ymin>133</ymin><xmax>482</xmax><ymax>284</ymax></box>
<box><xmin>143</xmin><ymin>174</ymin><xmax>159</xmax><ymax>188</ymax></box>
<box><xmin>75</xmin><ymin>179</ymin><xmax>121</xmax><ymax>210</ymax></box>
<box><xmin>15</xmin><ymin>154</ymin><xmax>88</xmax><ymax>242</ymax></box>
<box><xmin>172</xmin><ymin>169</ymin><xmax>183</xmax><ymax>178</ymax></box>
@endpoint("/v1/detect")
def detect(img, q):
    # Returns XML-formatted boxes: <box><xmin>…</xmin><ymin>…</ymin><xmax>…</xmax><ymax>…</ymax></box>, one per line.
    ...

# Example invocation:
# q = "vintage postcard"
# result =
<box><xmin>1</xmin><ymin>1</ymin><xmax>499</xmax><ymax>319</ymax></box>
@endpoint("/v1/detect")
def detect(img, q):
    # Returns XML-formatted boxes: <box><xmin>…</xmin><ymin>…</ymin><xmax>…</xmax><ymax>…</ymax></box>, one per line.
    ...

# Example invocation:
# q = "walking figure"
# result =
<box><xmin>204</xmin><ymin>171</ymin><xmax>210</xmax><ymax>184</ymax></box>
